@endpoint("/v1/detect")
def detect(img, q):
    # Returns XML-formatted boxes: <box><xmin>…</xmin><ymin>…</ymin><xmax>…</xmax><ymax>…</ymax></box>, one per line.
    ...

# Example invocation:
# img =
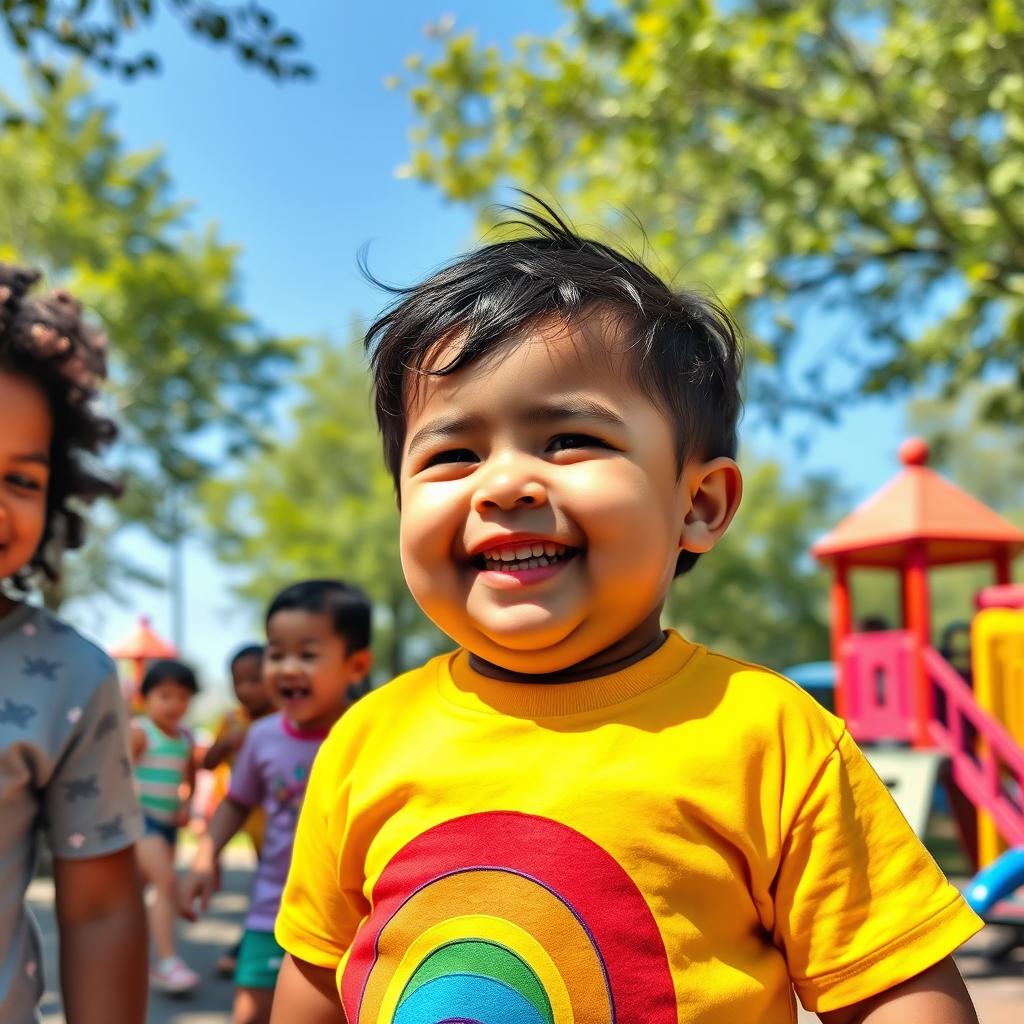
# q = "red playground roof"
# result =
<box><xmin>813</xmin><ymin>438</ymin><xmax>1024</xmax><ymax>568</ymax></box>
<box><xmin>108</xmin><ymin>615</ymin><xmax>177</xmax><ymax>660</ymax></box>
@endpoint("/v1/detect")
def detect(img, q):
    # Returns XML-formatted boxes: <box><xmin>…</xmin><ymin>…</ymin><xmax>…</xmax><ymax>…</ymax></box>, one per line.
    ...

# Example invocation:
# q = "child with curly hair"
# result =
<box><xmin>0</xmin><ymin>264</ymin><xmax>146</xmax><ymax>1021</ymax></box>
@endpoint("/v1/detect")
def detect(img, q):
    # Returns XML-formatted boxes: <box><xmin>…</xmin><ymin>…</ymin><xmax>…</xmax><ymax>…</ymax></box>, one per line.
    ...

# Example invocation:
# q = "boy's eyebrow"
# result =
<box><xmin>405</xmin><ymin>397</ymin><xmax>626</xmax><ymax>459</ymax></box>
<box><xmin>406</xmin><ymin>414</ymin><xmax>483</xmax><ymax>458</ymax></box>
<box><xmin>528</xmin><ymin>397</ymin><xmax>626</xmax><ymax>429</ymax></box>
<box><xmin>12</xmin><ymin>452</ymin><xmax>50</xmax><ymax>467</ymax></box>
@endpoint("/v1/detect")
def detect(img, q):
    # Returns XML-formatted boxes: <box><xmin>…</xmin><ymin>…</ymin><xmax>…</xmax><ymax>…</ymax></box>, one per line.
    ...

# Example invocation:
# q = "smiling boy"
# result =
<box><xmin>272</xmin><ymin>205</ymin><xmax>981</xmax><ymax>1023</ymax></box>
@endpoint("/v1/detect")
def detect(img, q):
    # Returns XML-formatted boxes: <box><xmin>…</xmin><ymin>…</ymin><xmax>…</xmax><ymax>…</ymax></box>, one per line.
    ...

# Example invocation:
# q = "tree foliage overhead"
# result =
<box><xmin>398</xmin><ymin>0</ymin><xmax>1024</xmax><ymax>425</ymax></box>
<box><xmin>1</xmin><ymin>0</ymin><xmax>311</xmax><ymax>82</ymax></box>
<box><xmin>0</xmin><ymin>68</ymin><xmax>294</xmax><ymax>590</ymax></box>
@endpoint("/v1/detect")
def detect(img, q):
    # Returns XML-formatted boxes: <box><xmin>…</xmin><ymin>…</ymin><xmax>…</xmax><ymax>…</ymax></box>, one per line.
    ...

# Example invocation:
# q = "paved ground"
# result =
<box><xmin>29</xmin><ymin>857</ymin><xmax>1024</xmax><ymax>1022</ymax></box>
<box><xmin>29</xmin><ymin>849</ymin><xmax>252</xmax><ymax>1023</ymax></box>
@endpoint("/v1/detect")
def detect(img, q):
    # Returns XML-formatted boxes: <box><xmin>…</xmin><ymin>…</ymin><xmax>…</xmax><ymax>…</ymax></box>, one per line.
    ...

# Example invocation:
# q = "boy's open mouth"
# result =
<box><xmin>277</xmin><ymin>682</ymin><xmax>311</xmax><ymax>702</ymax></box>
<box><xmin>471</xmin><ymin>541</ymin><xmax>581</xmax><ymax>574</ymax></box>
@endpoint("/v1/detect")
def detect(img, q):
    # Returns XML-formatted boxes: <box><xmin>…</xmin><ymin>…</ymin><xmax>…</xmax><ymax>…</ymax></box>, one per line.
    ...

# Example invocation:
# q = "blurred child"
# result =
<box><xmin>203</xmin><ymin>643</ymin><xmax>274</xmax><ymax>975</ymax></box>
<box><xmin>205</xmin><ymin>644</ymin><xmax>274</xmax><ymax>778</ymax></box>
<box><xmin>181</xmin><ymin>580</ymin><xmax>371</xmax><ymax>1024</ymax></box>
<box><xmin>272</xmin><ymin>205</ymin><xmax>982</xmax><ymax>1023</ymax></box>
<box><xmin>0</xmin><ymin>263</ymin><xmax>146</xmax><ymax>1020</ymax></box>
<box><xmin>204</xmin><ymin>643</ymin><xmax>274</xmax><ymax>847</ymax></box>
<box><xmin>132</xmin><ymin>659</ymin><xmax>200</xmax><ymax>995</ymax></box>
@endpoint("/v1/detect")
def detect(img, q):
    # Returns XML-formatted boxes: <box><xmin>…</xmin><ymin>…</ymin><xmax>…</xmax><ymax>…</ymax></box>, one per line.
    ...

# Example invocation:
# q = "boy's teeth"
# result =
<box><xmin>481</xmin><ymin>545</ymin><xmax>571</xmax><ymax>571</ymax></box>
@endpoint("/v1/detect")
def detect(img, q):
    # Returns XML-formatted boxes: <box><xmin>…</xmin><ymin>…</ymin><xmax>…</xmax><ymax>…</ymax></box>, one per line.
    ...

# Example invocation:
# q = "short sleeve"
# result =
<box><xmin>773</xmin><ymin>730</ymin><xmax>982</xmax><ymax>1013</ymax></box>
<box><xmin>226</xmin><ymin>729</ymin><xmax>264</xmax><ymax>809</ymax></box>
<box><xmin>44</xmin><ymin>673</ymin><xmax>142</xmax><ymax>860</ymax></box>
<box><xmin>275</xmin><ymin>733</ymin><xmax>367</xmax><ymax>967</ymax></box>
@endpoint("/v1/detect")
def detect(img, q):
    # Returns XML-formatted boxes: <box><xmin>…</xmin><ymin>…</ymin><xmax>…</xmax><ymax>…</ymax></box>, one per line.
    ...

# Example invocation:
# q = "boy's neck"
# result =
<box><xmin>282</xmin><ymin>714</ymin><xmax>336</xmax><ymax>739</ymax></box>
<box><xmin>0</xmin><ymin>595</ymin><xmax>18</xmax><ymax>619</ymax></box>
<box><xmin>469</xmin><ymin>610</ymin><xmax>666</xmax><ymax>685</ymax></box>
<box><xmin>150</xmin><ymin>717</ymin><xmax>183</xmax><ymax>738</ymax></box>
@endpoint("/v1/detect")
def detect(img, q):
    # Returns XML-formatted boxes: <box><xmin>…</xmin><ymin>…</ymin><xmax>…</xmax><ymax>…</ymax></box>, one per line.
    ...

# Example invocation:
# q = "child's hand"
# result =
<box><xmin>179</xmin><ymin>861</ymin><xmax>219</xmax><ymax>922</ymax></box>
<box><xmin>225</xmin><ymin>720</ymin><xmax>248</xmax><ymax>750</ymax></box>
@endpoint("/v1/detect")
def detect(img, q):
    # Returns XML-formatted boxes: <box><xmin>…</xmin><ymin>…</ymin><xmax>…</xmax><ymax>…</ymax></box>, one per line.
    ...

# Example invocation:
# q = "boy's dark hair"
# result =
<box><xmin>364</xmin><ymin>198</ymin><xmax>743</xmax><ymax>576</ymax></box>
<box><xmin>141</xmin><ymin>659</ymin><xmax>199</xmax><ymax>697</ymax></box>
<box><xmin>266</xmin><ymin>579</ymin><xmax>372</xmax><ymax>652</ymax></box>
<box><xmin>229</xmin><ymin>643</ymin><xmax>264</xmax><ymax>670</ymax></box>
<box><xmin>0</xmin><ymin>263</ymin><xmax>120</xmax><ymax>591</ymax></box>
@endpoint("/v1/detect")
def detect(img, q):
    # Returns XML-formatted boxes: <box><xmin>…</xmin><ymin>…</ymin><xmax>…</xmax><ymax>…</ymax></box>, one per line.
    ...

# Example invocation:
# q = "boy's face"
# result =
<box><xmin>264</xmin><ymin>609</ymin><xmax>371</xmax><ymax>731</ymax></box>
<box><xmin>231</xmin><ymin>653</ymin><xmax>271</xmax><ymax>717</ymax></box>
<box><xmin>0</xmin><ymin>371</ymin><xmax>51</xmax><ymax>583</ymax></box>
<box><xmin>143</xmin><ymin>680</ymin><xmax>192</xmax><ymax>732</ymax></box>
<box><xmin>398</xmin><ymin>317</ymin><xmax>740</xmax><ymax>675</ymax></box>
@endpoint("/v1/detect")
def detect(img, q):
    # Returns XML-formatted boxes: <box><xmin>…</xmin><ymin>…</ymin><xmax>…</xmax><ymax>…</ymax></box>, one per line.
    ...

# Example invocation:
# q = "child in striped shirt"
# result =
<box><xmin>131</xmin><ymin>659</ymin><xmax>199</xmax><ymax>995</ymax></box>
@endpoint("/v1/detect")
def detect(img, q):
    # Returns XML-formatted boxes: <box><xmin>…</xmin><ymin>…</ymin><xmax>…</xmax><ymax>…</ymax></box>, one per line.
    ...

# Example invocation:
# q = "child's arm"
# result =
<box><xmin>818</xmin><ymin>956</ymin><xmax>977</xmax><ymax>1023</ymax></box>
<box><xmin>54</xmin><ymin>847</ymin><xmax>147</xmax><ymax>1023</ymax></box>
<box><xmin>179</xmin><ymin>795</ymin><xmax>249</xmax><ymax>919</ymax></box>
<box><xmin>175</xmin><ymin>733</ymin><xmax>198</xmax><ymax>826</ymax></box>
<box><xmin>271</xmin><ymin>954</ymin><xmax>344</xmax><ymax>1021</ymax></box>
<box><xmin>200</xmin><ymin>712</ymin><xmax>246</xmax><ymax>770</ymax></box>
<box><xmin>128</xmin><ymin>723</ymin><xmax>146</xmax><ymax>762</ymax></box>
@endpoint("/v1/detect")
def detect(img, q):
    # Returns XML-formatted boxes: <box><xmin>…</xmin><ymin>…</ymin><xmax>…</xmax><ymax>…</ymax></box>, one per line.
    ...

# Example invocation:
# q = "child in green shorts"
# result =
<box><xmin>180</xmin><ymin>580</ymin><xmax>371</xmax><ymax>1024</ymax></box>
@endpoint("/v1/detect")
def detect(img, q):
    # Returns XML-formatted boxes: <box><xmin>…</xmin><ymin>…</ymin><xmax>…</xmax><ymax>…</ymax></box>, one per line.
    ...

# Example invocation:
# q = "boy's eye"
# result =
<box><xmin>548</xmin><ymin>433</ymin><xmax>609</xmax><ymax>453</ymax></box>
<box><xmin>5</xmin><ymin>473</ymin><xmax>44</xmax><ymax>491</ymax></box>
<box><xmin>425</xmin><ymin>448</ymin><xmax>477</xmax><ymax>468</ymax></box>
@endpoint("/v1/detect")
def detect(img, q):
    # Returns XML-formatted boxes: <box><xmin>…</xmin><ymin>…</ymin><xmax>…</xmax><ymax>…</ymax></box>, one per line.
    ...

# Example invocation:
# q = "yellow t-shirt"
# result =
<box><xmin>276</xmin><ymin>632</ymin><xmax>981</xmax><ymax>1022</ymax></box>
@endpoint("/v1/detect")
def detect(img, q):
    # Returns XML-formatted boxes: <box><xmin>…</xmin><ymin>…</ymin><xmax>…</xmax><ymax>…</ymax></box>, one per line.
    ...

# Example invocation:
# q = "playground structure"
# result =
<box><xmin>108</xmin><ymin>614</ymin><xmax>177</xmax><ymax>708</ymax></box>
<box><xmin>811</xmin><ymin>438</ymin><xmax>1024</xmax><ymax>872</ymax></box>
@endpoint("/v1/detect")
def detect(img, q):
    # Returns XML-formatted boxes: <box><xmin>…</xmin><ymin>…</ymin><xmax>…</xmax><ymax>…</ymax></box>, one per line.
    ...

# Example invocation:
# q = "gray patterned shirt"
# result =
<box><xmin>0</xmin><ymin>602</ymin><xmax>142</xmax><ymax>1021</ymax></box>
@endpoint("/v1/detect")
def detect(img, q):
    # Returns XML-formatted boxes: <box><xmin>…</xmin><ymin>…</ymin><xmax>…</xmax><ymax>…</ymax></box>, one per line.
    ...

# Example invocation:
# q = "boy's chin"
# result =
<box><xmin>467</xmin><ymin>628</ymin><xmax>600</xmax><ymax>677</ymax></box>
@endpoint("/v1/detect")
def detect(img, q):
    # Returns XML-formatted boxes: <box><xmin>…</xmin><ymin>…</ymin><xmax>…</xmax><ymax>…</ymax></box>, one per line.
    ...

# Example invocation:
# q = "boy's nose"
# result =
<box><xmin>472</xmin><ymin>461</ymin><xmax>548</xmax><ymax>513</ymax></box>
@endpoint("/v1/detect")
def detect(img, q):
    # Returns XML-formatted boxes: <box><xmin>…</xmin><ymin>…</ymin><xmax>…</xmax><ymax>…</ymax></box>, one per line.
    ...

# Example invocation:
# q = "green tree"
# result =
<box><xmin>398</xmin><ymin>0</ymin><xmax>1024</xmax><ymax>426</ymax></box>
<box><xmin>1</xmin><ymin>0</ymin><xmax>310</xmax><ymax>84</ymax></box>
<box><xmin>0</xmin><ymin>68</ymin><xmax>294</xmax><ymax>601</ymax></box>
<box><xmin>668</xmin><ymin>461</ymin><xmax>836</xmax><ymax>670</ymax></box>
<box><xmin>204</xmin><ymin>336</ymin><xmax>447</xmax><ymax>680</ymax></box>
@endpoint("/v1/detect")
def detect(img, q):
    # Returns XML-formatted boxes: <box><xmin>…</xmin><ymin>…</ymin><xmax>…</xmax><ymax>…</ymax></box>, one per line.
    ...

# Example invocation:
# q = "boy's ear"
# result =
<box><xmin>679</xmin><ymin>457</ymin><xmax>742</xmax><ymax>555</ymax></box>
<box><xmin>346</xmin><ymin>647</ymin><xmax>373</xmax><ymax>681</ymax></box>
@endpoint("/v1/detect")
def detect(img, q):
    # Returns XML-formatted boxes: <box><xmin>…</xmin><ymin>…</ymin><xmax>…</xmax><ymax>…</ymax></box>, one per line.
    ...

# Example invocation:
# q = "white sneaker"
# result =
<box><xmin>150</xmin><ymin>956</ymin><xmax>199</xmax><ymax>995</ymax></box>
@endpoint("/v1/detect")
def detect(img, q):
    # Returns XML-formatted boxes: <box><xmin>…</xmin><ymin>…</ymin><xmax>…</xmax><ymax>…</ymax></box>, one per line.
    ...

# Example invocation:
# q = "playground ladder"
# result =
<box><xmin>925</xmin><ymin>646</ymin><xmax>1024</xmax><ymax>847</ymax></box>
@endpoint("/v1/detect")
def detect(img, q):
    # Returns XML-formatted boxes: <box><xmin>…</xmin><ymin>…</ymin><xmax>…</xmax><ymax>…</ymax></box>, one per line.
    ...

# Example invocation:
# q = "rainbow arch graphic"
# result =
<box><xmin>340</xmin><ymin>811</ymin><xmax>676</xmax><ymax>1023</ymax></box>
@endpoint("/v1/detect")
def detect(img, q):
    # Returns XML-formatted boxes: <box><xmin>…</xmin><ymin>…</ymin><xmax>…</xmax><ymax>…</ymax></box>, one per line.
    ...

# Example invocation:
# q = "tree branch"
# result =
<box><xmin>822</xmin><ymin>11</ymin><xmax>963</xmax><ymax>250</ymax></box>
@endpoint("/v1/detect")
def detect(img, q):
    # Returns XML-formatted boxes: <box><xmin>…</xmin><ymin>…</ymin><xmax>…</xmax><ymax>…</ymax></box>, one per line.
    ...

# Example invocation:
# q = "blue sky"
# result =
<box><xmin>2</xmin><ymin>1</ymin><xmax>905</xmax><ymax>701</ymax></box>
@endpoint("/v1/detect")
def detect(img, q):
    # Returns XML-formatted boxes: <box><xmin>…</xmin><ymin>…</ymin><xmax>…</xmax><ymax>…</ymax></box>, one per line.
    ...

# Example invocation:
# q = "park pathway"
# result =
<box><xmin>28</xmin><ymin>849</ymin><xmax>252</xmax><ymax>1023</ymax></box>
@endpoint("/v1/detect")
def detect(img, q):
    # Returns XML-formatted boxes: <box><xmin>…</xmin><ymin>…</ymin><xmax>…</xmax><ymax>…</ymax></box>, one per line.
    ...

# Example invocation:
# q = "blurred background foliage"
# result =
<box><xmin>203</xmin><ymin>335</ymin><xmax>447</xmax><ymax>679</ymax></box>
<box><xmin>0</xmin><ymin>68</ymin><xmax>296</xmax><ymax>606</ymax></box>
<box><xmin>0</xmin><ymin>0</ymin><xmax>311</xmax><ymax>93</ymax></box>
<box><xmin>396</xmin><ymin>0</ymin><xmax>1024</xmax><ymax>428</ymax></box>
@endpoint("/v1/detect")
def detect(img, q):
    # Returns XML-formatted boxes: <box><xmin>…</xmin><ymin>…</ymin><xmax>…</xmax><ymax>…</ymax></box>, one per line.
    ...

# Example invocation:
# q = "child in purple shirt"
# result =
<box><xmin>180</xmin><ymin>580</ymin><xmax>372</xmax><ymax>1024</ymax></box>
